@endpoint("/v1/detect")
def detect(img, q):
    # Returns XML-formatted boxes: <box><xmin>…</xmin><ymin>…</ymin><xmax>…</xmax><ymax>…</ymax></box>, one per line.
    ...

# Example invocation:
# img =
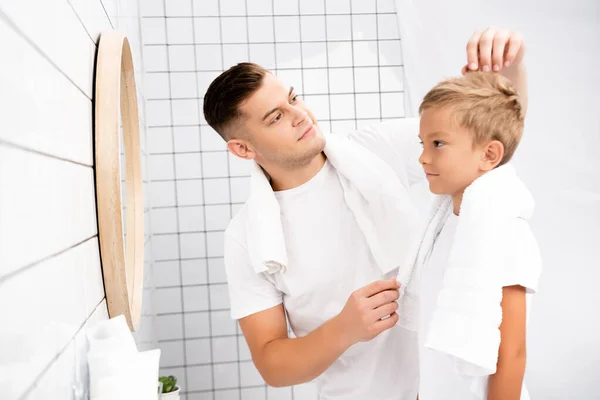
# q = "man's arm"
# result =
<box><xmin>487</xmin><ymin>285</ymin><xmax>528</xmax><ymax>400</ymax></box>
<box><xmin>239</xmin><ymin>279</ymin><xmax>401</xmax><ymax>387</ymax></box>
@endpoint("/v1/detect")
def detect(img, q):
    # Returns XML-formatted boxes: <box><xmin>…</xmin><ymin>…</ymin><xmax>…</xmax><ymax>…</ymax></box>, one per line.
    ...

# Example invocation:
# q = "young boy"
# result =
<box><xmin>402</xmin><ymin>72</ymin><xmax>542</xmax><ymax>400</ymax></box>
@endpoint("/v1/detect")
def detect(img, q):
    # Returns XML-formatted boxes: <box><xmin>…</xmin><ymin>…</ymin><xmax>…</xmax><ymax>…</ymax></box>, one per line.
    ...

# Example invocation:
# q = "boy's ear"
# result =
<box><xmin>481</xmin><ymin>140</ymin><xmax>504</xmax><ymax>171</ymax></box>
<box><xmin>227</xmin><ymin>139</ymin><xmax>257</xmax><ymax>160</ymax></box>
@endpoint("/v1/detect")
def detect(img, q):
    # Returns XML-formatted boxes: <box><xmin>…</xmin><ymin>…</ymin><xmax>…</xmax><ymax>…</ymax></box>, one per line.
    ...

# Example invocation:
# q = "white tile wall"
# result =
<box><xmin>0</xmin><ymin>0</ymin><xmax>152</xmax><ymax>398</ymax></box>
<box><xmin>143</xmin><ymin>0</ymin><xmax>406</xmax><ymax>398</ymax></box>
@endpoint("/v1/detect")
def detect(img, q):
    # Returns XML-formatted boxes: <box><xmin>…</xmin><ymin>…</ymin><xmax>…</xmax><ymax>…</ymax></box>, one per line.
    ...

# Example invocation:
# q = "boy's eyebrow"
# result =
<box><xmin>420</xmin><ymin>130</ymin><xmax>450</xmax><ymax>139</ymax></box>
<box><xmin>261</xmin><ymin>86</ymin><xmax>294</xmax><ymax>122</ymax></box>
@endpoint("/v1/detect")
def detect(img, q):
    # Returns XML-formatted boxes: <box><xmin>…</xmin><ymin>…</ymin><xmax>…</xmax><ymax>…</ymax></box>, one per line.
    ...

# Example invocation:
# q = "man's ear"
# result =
<box><xmin>480</xmin><ymin>140</ymin><xmax>505</xmax><ymax>171</ymax></box>
<box><xmin>227</xmin><ymin>139</ymin><xmax>257</xmax><ymax>160</ymax></box>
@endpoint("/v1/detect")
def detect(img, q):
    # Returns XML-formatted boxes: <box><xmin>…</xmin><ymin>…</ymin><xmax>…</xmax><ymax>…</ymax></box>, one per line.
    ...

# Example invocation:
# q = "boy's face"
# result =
<box><xmin>418</xmin><ymin>107</ymin><xmax>491</xmax><ymax>196</ymax></box>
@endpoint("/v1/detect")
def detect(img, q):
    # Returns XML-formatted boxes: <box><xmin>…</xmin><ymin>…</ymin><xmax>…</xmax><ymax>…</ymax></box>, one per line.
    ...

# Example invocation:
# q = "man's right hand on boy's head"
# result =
<box><xmin>334</xmin><ymin>278</ymin><xmax>400</xmax><ymax>347</ymax></box>
<box><xmin>462</xmin><ymin>27</ymin><xmax>525</xmax><ymax>75</ymax></box>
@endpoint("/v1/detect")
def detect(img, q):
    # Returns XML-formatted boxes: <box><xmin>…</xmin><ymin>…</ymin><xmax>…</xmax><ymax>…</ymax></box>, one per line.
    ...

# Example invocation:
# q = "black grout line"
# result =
<box><xmin>146</xmin><ymin>64</ymin><xmax>405</xmax><ymax>74</ymax></box>
<box><xmin>142</xmin><ymin>12</ymin><xmax>397</xmax><ymax>18</ymax></box>
<box><xmin>144</xmin><ymin>38</ymin><xmax>402</xmax><ymax>46</ymax></box>
<box><xmin>0</xmin><ymin>138</ymin><xmax>94</xmax><ymax>169</ymax></box>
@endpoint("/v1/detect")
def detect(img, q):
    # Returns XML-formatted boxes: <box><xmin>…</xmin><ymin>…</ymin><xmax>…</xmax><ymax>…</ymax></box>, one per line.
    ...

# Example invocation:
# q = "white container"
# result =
<box><xmin>160</xmin><ymin>387</ymin><xmax>180</xmax><ymax>399</ymax></box>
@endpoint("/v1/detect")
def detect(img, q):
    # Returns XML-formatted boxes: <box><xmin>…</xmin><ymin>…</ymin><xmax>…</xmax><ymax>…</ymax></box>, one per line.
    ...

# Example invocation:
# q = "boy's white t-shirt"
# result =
<box><xmin>418</xmin><ymin>213</ymin><xmax>534</xmax><ymax>400</ymax></box>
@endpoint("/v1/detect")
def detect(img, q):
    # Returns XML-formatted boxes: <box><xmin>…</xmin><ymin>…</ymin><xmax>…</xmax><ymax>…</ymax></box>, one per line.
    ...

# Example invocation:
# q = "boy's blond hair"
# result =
<box><xmin>419</xmin><ymin>72</ymin><xmax>524</xmax><ymax>166</ymax></box>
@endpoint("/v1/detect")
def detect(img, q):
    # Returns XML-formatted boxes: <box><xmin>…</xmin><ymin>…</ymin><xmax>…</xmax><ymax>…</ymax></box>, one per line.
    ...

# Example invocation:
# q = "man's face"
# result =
<box><xmin>418</xmin><ymin>107</ymin><xmax>488</xmax><ymax>196</ymax></box>
<box><xmin>234</xmin><ymin>73</ymin><xmax>326</xmax><ymax>167</ymax></box>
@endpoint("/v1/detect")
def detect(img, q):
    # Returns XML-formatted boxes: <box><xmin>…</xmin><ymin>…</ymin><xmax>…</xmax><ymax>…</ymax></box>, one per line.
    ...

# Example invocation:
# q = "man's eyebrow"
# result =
<box><xmin>261</xmin><ymin>86</ymin><xmax>295</xmax><ymax>122</ymax></box>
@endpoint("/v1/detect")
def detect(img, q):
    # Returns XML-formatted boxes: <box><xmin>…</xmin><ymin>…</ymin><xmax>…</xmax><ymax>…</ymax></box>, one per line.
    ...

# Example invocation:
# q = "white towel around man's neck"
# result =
<box><xmin>397</xmin><ymin>163</ymin><xmax>540</xmax><ymax>377</ymax></box>
<box><xmin>245</xmin><ymin>132</ymin><xmax>420</xmax><ymax>276</ymax></box>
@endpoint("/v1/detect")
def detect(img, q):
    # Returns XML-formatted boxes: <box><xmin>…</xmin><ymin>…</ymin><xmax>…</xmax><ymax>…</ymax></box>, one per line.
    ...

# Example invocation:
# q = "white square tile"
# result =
<box><xmin>165</xmin><ymin>0</ymin><xmax>192</xmax><ymax>16</ymax></box>
<box><xmin>221</xmin><ymin>17</ymin><xmax>248</xmax><ymax>44</ymax></box>
<box><xmin>377</xmin><ymin>14</ymin><xmax>400</xmax><ymax>39</ymax></box>
<box><xmin>331</xmin><ymin>120</ymin><xmax>356</xmax><ymax>133</ymax></box>
<box><xmin>381</xmin><ymin>92</ymin><xmax>405</xmax><ymax>118</ymax></box>
<box><xmin>222</xmin><ymin>44</ymin><xmax>249</xmax><ymax>69</ymax></box>
<box><xmin>156</xmin><ymin>314</ymin><xmax>184</xmax><ymax>340</ymax></box>
<box><xmin>353</xmin><ymin>41</ymin><xmax>378</xmax><ymax>66</ymax></box>
<box><xmin>174</xmin><ymin>126</ymin><xmax>201</xmax><ymax>152</ymax></box>
<box><xmin>182</xmin><ymin>259</ymin><xmax>209</xmax><ymax>285</ymax></box>
<box><xmin>148</xmin><ymin>127</ymin><xmax>173</xmax><ymax>153</ymax></box>
<box><xmin>211</xmin><ymin>310</ymin><xmax>237</xmax><ymax>336</ymax></box>
<box><xmin>184</xmin><ymin>312</ymin><xmax>211</xmax><ymax>337</ymax></box>
<box><xmin>276</xmin><ymin>42</ymin><xmax>302</xmax><ymax>69</ymax></box>
<box><xmin>213</xmin><ymin>363</ymin><xmax>239</xmax><ymax>389</ymax></box>
<box><xmin>228</xmin><ymin>153</ymin><xmax>252</xmax><ymax>176</ymax></box>
<box><xmin>197</xmin><ymin>71</ymin><xmax>221</xmax><ymax>98</ymax></box>
<box><xmin>377</xmin><ymin>0</ymin><xmax>396</xmax><ymax>12</ymax></box>
<box><xmin>303</xmin><ymin>95</ymin><xmax>330</xmax><ymax>121</ymax></box>
<box><xmin>212</xmin><ymin>336</ymin><xmax>238</xmax><ymax>362</ymax></box>
<box><xmin>247</xmin><ymin>0</ymin><xmax>272</xmax><ymax>15</ymax></box>
<box><xmin>183</xmin><ymin>285</ymin><xmax>209</xmax><ymax>311</ymax></box>
<box><xmin>276</xmin><ymin>69</ymin><xmax>303</xmax><ymax>91</ymax></box>
<box><xmin>326</xmin><ymin>15</ymin><xmax>351</xmax><ymax>41</ymax></box>
<box><xmin>352</xmin><ymin>14</ymin><xmax>377</xmax><ymax>40</ymax></box>
<box><xmin>300</xmin><ymin>0</ymin><xmax>324</xmax><ymax>14</ymax></box>
<box><xmin>152</xmin><ymin>207</ymin><xmax>178</xmax><ymax>233</ymax></box>
<box><xmin>328</xmin><ymin>67</ymin><xmax>354</xmax><ymax>94</ymax></box>
<box><xmin>354</xmin><ymin>67</ymin><xmax>379</xmax><ymax>92</ymax></box>
<box><xmin>193</xmin><ymin>0</ymin><xmax>219</xmax><ymax>16</ymax></box>
<box><xmin>205</xmin><ymin>204</ymin><xmax>232</xmax><ymax>231</ymax></box>
<box><xmin>209</xmin><ymin>283</ymin><xmax>231</xmax><ymax>309</ymax></box>
<box><xmin>180</xmin><ymin>232</ymin><xmax>207</xmax><ymax>258</ymax></box>
<box><xmin>187</xmin><ymin>365</ymin><xmax>213</xmax><ymax>391</ymax></box>
<box><xmin>292</xmin><ymin>382</ymin><xmax>318</xmax><ymax>399</ymax></box>
<box><xmin>248</xmin><ymin>16</ymin><xmax>274</xmax><ymax>43</ymax></box>
<box><xmin>230</xmin><ymin>177</ymin><xmax>250</xmax><ymax>203</ymax></box>
<box><xmin>178</xmin><ymin>205</ymin><xmax>205</xmax><ymax>232</ymax></box>
<box><xmin>150</xmin><ymin>154</ymin><xmax>175</xmax><ymax>180</ymax></box>
<box><xmin>241</xmin><ymin>387</ymin><xmax>266</xmax><ymax>400</ymax></box>
<box><xmin>355</xmin><ymin>93</ymin><xmax>381</xmax><ymax>118</ymax></box>
<box><xmin>145</xmin><ymin>73</ymin><xmax>170</xmax><ymax>98</ymax></box>
<box><xmin>300</xmin><ymin>15</ymin><xmax>326</xmax><ymax>42</ymax></box>
<box><xmin>195</xmin><ymin>45</ymin><xmax>223</xmax><ymax>70</ymax></box>
<box><xmin>231</xmin><ymin>203</ymin><xmax>245</xmax><ymax>217</ymax></box>
<box><xmin>216</xmin><ymin>389</ymin><xmax>241</xmax><ymax>400</ymax></box>
<box><xmin>140</xmin><ymin>0</ymin><xmax>164</xmax><ymax>16</ymax></box>
<box><xmin>326</xmin><ymin>0</ymin><xmax>351</xmax><ymax>13</ymax></box>
<box><xmin>175</xmin><ymin>153</ymin><xmax>203</xmax><ymax>179</ymax></box>
<box><xmin>274</xmin><ymin>1</ymin><xmax>298</xmax><ymax>15</ymax></box>
<box><xmin>268</xmin><ymin>386</ymin><xmax>293</xmax><ymax>400</ymax></box>
<box><xmin>380</xmin><ymin>66</ymin><xmax>404</xmax><ymax>91</ymax></box>
<box><xmin>155</xmin><ymin>287</ymin><xmax>183</xmax><ymax>313</ymax></box>
<box><xmin>146</xmin><ymin>100</ymin><xmax>172</xmax><ymax>126</ymax></box>
<box><xmin>301</xmin><ymin>42</ymin><xmax>327</xmax><ymax>68</ymax></box>
<box><xmin>169</xmin><ymin>45</ymin><xmax>196</xmax><ymax>71</ymax></box>
<box><xmin>158</xmin><ymin>340</ymin><xmax>185</xmax><ymax>367</ymax></box>
<box><xmin>208</xmin><ymin>257</ymin><xmax>228</xmax><ymax>284</ymax></box>
<box><xmin>240</xmin><ymin>361</ymin><xmax>265</xmax><ymax>386</ymax></box>
<box><xmin>154</xmin><ymin>260</ymin><xmax>181</xmax><ymax>287</ymax></box>
<box><xmin>186</xmin><ymin>338</ymin><xmax>212</xmax><ymax>364</ymax></box>
<box><xmin>151</xmin><ymin>181</ymin><xmax>177</xmax><ymax>207</ymax></box>
<box><xmin>203</xmin><ymin>178</ymin><xmax>231</xmax><ymax>204</ymax></box>
<box><xmin>144</xmin><ymin>45</ymin><xmax>169</xmax><ymax>71</ymax></box>
<box><xmin>202</xmin><ymin>152</ymin><xmax>229</xmax><ymax>178</ymax></box>
<box><xmin>220</xmin><ymin>0</ymin><xmax>246</xmax><ymax>15</ymax></box>
<box><xmin>172</xmin><ymin>99</ymin><xmax>200</xmax><ymax>125</ymax></box>
<box><xmin>176</xmin><ymin>179</ymin><xmax>204</xmax><ymax>206</ymax></box>
<box><xmin>302</xmin><ymin>68</ymin><xmax>329</xmax><ymax>95</ymax></box>
<box><xmin>142</xmin><ymin>18</ymin><xmax>166</xmax><ymax>44</ymax></box>
<box><xmin>167</xmin><ymin>18</ymin><xmax>194</xmax><ymax>44</ymax></box>
<box><xmin>330</xmin><ymin>94</ymin><xmax>356</xmax><ymax>119</ymax></box>
<box><xmin>237</xmin><ymin>335</ymin><xmax>252</xmax><ymax>361</ymax></box>
<box><xmin>274</xmin><ymin>16</ymin><xmax>301</xmax><ymax>42</ymax></box>
<box><xmin>378</xmin><ymin>40</ymin><xmax>403</xmax><ymax>65</ymax></box>
<box><xmin>327</xmin><ymin>41</ymin><xmax>353</xmax><ymax>67</ymax></box>
<box><xmin>194</xmin><ymin>17</ymin><xmax>221</xmax><ymax>44</ymax></box>
<box><xmin>249</xmin><ymin>43</ymin><xmax>276</xmax><ymax>69</ymax></box>
<box><xmin>351</xmin><ymin>0</ymin><xmax>376</xmax><ymax>13</ymax></box>
<box><xmin>207</xmin><ymin>231</ymin><xmax>225</xmax><ymax>257</ymax></box>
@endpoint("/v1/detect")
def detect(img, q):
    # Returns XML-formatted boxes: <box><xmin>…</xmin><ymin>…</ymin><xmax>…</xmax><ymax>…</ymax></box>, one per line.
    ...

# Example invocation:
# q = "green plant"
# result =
<box><xmin>159</xmin><ymin>375</ymin><xmax>178</xmax><ymax>393</ymax></box>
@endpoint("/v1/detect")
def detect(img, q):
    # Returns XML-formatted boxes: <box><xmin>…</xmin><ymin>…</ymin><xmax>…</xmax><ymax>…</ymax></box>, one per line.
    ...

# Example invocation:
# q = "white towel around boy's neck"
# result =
<box><xmin>245</xmin><ymin>132</ymin><xmax>420</xmax><ymax>277</ymax></box>
<box><xmin>397</xmin><ymin>163</ymin><xmax>536</xmax><ymax>377</ymax></box>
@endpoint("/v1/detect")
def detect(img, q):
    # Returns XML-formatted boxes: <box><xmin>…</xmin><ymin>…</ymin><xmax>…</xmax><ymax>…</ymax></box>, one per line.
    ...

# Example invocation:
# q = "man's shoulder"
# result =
<box><xmin>224</xmin><ymin>201</ymin><xmax>251</xmax><ymax>245</ymax></box>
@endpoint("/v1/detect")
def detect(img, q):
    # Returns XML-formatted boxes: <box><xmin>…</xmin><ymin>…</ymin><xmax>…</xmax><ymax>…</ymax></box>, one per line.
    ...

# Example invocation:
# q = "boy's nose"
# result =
<box><xmin>418</xmin><ymin>151</ymin><xmax>429</xmax><ymax>165</ymax></box>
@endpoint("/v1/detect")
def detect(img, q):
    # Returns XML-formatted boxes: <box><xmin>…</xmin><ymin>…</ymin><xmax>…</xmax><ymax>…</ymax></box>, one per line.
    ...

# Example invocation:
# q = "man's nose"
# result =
<box><xmin>291</xmin><ymin>106</ymin><xmax>308</xmax><ymax>127</ymax></box>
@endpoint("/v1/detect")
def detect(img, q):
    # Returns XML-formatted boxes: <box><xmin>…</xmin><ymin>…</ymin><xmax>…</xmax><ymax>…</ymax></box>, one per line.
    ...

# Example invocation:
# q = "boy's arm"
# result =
<box><xmin>487</xmin><ymin>285</ymin><xmax>528</xmax><ymax>400</ymax></box>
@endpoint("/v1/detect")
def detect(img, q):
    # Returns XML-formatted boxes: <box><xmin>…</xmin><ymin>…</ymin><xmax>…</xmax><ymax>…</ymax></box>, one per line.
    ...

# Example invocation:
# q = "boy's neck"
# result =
<box><xmin>267</xmin><ymin>152</ymin><xmax>327</xmax><ymax>192</ymax></box>
<box><xmin>451</xmin><ymin>192</ymin><xmax>464</xmax><ymax>216</ymax></box>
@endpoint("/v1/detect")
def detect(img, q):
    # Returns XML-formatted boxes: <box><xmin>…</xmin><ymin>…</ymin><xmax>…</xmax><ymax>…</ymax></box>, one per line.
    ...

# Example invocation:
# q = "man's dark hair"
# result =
<box><xmin>203</xmin><ymin>62</ymin><xmax>270</xmax><ymax>141</ymax></box>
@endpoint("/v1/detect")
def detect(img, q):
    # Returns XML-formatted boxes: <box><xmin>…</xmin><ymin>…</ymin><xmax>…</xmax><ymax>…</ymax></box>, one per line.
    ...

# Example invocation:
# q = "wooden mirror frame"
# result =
<box><xmin>94</xmin><ymin>31</ymin><xmax>144</xmax><ymax>331</ymax></box>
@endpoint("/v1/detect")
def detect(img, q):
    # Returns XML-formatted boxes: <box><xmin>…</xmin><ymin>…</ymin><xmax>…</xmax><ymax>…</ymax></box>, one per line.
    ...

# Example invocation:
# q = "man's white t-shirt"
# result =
<box><xmin>418</xmin><ymin>213</ymin><xmax>536</xmax><ymax>400</ymax></box>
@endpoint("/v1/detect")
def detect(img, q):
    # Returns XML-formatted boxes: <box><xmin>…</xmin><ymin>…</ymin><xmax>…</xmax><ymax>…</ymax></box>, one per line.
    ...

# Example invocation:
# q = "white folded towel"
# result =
<box><xmin>245</xmin><ymin>132</ymin><xmax>420</xmax><ymax>276</ymax></box>
<box><xmin>397</xmin><ymin>163</ymin><xmax>542</xmax><ymax>376</ymax></box>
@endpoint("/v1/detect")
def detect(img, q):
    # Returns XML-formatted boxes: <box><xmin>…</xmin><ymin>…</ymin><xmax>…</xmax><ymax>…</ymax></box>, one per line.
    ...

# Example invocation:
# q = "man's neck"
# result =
<box><xmin>267</xmin><ymin>152</ymin><xmax>327</xmax><ymax>192</ymax></box>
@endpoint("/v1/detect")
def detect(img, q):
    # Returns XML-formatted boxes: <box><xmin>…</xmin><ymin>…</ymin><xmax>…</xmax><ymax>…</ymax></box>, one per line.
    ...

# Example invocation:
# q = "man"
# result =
<box><xmin>202</xmin><ymin>28</ymin><xmax>527</xmax><ymax>400</ymax></box>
